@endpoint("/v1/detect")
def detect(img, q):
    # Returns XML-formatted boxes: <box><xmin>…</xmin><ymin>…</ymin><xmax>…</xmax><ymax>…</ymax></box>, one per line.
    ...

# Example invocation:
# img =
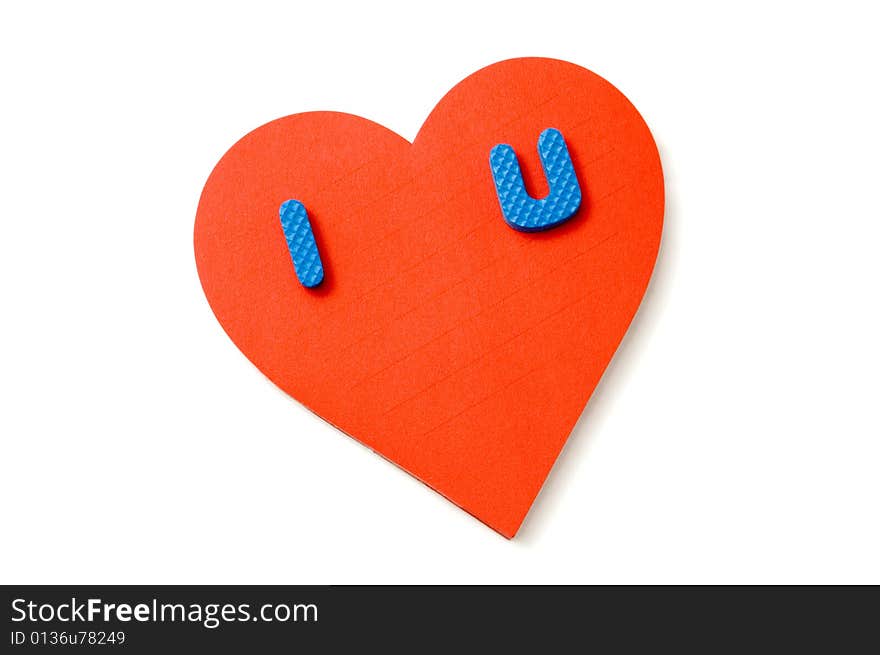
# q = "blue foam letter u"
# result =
<box><xmin>489</xmin><ymin>128</ymin><xmax>582</xmax><ymax>232</ymax></box>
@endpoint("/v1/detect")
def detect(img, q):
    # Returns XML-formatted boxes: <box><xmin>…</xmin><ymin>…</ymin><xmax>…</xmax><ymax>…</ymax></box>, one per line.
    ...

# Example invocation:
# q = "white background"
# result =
<box><xmin>1</xmin><ymin>1</ymin><xmax>878</xmax><ymax>584</ymax></box>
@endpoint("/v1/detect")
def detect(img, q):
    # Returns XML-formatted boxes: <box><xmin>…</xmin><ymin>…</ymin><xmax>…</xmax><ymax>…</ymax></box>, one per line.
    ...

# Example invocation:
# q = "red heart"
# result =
<box><xmin>194</xmin><ymin>58</ymin><xmax>663</xmax><ymax>537</ymax></box>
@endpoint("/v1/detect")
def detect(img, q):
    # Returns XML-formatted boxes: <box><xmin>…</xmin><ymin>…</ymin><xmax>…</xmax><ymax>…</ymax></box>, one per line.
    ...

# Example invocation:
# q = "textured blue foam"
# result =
<box><xmin>489</xmin><ymin>128</ymin><xmax>582</xmax><ymax>232</ymax></box>
<box><xmin>279</xmin><ymin>199</ymin><xmax>324</xmax><ymax>288</ymax></box>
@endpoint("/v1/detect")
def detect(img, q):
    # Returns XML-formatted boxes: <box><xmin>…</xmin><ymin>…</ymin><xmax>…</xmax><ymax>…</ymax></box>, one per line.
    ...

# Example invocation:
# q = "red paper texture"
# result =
<box><xmin>194</xmin><ymin>58</ymin><xmax>664</xmax><ymax>537</ymax></box>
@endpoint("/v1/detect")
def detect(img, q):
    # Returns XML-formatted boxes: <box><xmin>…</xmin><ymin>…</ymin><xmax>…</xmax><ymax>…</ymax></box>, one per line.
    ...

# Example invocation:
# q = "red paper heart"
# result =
<box><xmin>194</xmin><ymin>58</ymin><xmax>663</xmax><ymax>537</ymax></box>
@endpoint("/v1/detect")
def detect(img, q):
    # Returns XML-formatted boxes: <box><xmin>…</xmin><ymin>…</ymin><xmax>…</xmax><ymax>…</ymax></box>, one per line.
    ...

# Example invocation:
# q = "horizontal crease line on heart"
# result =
<box><xmin>345</xmin><ymin>229</ymin><xmax>621</xmax><ymax>395</ymax></box>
